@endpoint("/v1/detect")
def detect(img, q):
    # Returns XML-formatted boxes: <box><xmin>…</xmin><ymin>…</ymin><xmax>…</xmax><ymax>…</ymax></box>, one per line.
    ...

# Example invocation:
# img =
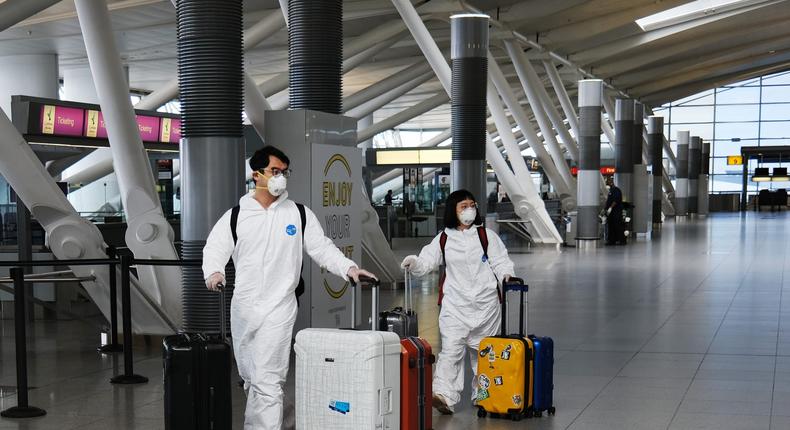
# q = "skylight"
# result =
<box><xmin>636</xmin><ymin>0</ymin><xmax>776</xmax><ymax>31</ymax></box>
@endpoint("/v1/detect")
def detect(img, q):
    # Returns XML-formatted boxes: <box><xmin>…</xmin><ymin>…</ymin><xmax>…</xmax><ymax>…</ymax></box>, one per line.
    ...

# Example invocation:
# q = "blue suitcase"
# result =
<box><xmin>528</xmin><ymin>335</ymin><xmax>555</xmax><ymax>417</ymax></box>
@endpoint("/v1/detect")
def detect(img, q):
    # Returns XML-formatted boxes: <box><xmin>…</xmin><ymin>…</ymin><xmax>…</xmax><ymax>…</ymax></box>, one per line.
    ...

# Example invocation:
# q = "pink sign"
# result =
<box><xmin>41</xmin><ymin>105</ymin><xmax>84</xmax><ymax>137</ymax></box>
<box><xmin>136</xmin><ymin>115</ymin><xmax>160</xmax><ymax>142</ymax></box>
<box><xmin>169</xmin><ymin>118</ymin><xmax>181</xmax><ymax>143</ymax></box>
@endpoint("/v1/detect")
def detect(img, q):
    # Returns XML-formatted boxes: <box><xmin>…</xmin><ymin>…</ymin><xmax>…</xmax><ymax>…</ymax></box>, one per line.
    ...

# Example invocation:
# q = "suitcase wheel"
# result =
<box><xmin>549</xmin><ymin>407</ymin><xmax>556</xmax><ymax>415</ymax></box>
<box><xmin>510</xmin><ymin>413</ymin><xmax>523</xmax><ymax>422</ymax></box>
<box><xmin>476</xmin><ymin>407</ymin><xmax>487</xmax><ymax>418</ymax></box>
<box><xmin>526</xmin><ymin>409</ymin><xmax>534</xmax><ymax>418</ymax></box>
<box><xmin>535</xmin><ymin>411</ymin><xmax>543</xmax><ymax>418</ymax></box>
<box><xmin>490</xmin><ymin>412</ymin><xmax>501</xmax><ymax>419</ymax></box>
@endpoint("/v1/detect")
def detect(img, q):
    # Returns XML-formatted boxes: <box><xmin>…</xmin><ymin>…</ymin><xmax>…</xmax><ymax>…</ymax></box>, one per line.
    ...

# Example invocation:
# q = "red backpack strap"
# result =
<box><xmin>476</xmin><ymin>226</ymin><xmax>489</xmax><ymax>261</ymax></box>
<box><xmin>437</xmin><ymin>231</ymin><xmax>448</xmax><ymax>306</ymax></box>
<box><xmin>476</xmin><ymin>226</ymin><xmax>501</xmax><ymax>302</ymax></box>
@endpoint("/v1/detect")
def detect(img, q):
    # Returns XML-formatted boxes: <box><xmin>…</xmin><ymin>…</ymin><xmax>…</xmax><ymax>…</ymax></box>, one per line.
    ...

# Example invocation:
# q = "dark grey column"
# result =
<box><xmin>699</xmin><ymin>140</ymin><xmax>710</xmax><ymax>216</ymax></box>
<box><xmin>688</xmin><ymin>136</ymin><xmax>701</xmax><ymax>216</ymax></box>
<box><xmin>632</xmin><ymin>101</ymin><xmax>649</xmax><ymax>234</ymax></box>
<box><xmin>576</xmin><ymin>79</ymin><xmax>603</xmax><ymax>249</ymax></box>
<box><xmin>178</xmin><ymin>0</ymin><xmax>245</xmax><ymax>332</ymax></box>
<box><xmin>675</xmin><ymin>131</ymin><xmax>690</xmax><ymax>217</ymax></box>
<box><xmin>450</xmin><ymin>14</ymin><xmax>489</xmax><ymax>213</ymax></box>
<box><xmin>615</xmin><ymin>98</ymin><xmax>635</xmax><ymax>202</ymax></box>
<box><xmin>648</xmin><ymin>116</ymin><xmax>664</xmax><ymax>229</ymax></box>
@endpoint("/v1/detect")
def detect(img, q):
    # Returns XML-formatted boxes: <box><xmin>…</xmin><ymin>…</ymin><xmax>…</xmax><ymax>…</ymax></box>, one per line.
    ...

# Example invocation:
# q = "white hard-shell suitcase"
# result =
<box><xmin>294</xmin><ymin>277</ymin><xmax>401</xmax><ymax>430</ymax></box>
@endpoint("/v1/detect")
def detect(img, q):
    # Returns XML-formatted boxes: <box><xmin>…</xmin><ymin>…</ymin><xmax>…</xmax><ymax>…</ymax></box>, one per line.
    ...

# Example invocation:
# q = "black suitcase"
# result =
<box><xmin>379</xmin><ymin>269</ymin><xmax>418</xmax><ymax>337</ymax></box>
<box><xmin>163</xmin><ymin>286</ymin><xmax>232</xmax><ymax>430</ymax></box>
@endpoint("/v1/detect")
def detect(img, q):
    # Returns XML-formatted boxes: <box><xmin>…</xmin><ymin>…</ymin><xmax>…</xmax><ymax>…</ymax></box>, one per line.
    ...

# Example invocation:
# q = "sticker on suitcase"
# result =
<box><xmin>329</xmin><ymin>400</ymin><xmax>350</xmax><ymax>415</ymax></box>
<box><xmin>512</xmin><ymin>394</ymin><xmax>522</xmax><ymax>406</ymax></box>
<box><xmin>501</xmin><ymin>345</ymin><xmax>512</xmax><ymax>360</ymax></box>
<box><xmin>478</xmin><ymin>374</ymin><xmax>491</xmax><ymax>389</ymax></box>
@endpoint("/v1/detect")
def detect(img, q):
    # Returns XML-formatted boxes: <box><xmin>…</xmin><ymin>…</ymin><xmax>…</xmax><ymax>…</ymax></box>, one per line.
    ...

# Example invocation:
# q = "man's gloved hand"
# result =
<box><xmin>606</xmin><ymin>207</ymin><xmax>612</xmax><ymax>215</ymax></box>
<box><xmin>503</xmin><ymin>274</ymin><xmax>512</xmax><ymax>283</ymax></box>
<box><xmin>401</xmin><ymin>255</ymin><xmax>418</xmax><ymax>270</ymax></box>
<box><xmin>347</xmin><ymin>266</ymin><xmax>377</xmax><ymax>284</ymax></box>
<box><xmin>206</xmin><ymin>272</ymin><xmax>225</xmax><ymax>291</ymax></box>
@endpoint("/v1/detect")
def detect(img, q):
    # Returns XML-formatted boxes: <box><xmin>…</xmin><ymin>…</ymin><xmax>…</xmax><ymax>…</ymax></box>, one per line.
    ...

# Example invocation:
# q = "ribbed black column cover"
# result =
<box><xmin>288</xmin><ymin>0</ymin><xmax>343</xmax><ymax>113</ymax></box>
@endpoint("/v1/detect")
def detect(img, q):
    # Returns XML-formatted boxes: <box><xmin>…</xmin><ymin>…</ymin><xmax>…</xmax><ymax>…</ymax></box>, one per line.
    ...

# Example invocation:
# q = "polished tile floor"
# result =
<box><xmin>2</xmin><ymin>212</ymin><xmax>790</xmax><ymax>429</ymax></box>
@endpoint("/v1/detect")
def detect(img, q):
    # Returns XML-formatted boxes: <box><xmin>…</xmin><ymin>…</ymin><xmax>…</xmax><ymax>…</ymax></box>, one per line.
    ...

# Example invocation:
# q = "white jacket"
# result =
<box><xmin>202</xmin><ymin>192</ymin><xmax>356</xmax><ymax>311</ymax></box>
<box><xmin>409</xmin><ymin>226</ymin><xmax>515</xmax><ymax>325</ymax></box>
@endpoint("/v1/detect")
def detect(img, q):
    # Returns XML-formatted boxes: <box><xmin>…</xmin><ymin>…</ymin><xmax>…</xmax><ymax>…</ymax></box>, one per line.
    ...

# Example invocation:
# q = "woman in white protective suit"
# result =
<box><xmin>401</xmin><ymin>189</ymin><xmax>515</xmax><ymax>415</ymax></box>
<box><xmin>202</xmin><ymin>145</ymin><xmax>376</xmax><ymax>429</ymax></box>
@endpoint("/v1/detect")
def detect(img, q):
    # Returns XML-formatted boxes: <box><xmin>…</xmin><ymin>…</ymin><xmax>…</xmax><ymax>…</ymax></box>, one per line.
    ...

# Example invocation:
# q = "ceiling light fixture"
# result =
<box><xmin>636</xmin><ymin>0</ymin><xmax>777</xmax><ymax>31</ymax></box>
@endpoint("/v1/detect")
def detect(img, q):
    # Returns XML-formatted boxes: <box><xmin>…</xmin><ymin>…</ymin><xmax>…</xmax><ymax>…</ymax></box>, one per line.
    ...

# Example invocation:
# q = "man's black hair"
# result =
<box><xmin>249</xmin><ymin>145</ymin><xmax>290</xmax><ymax>171</ymax></box>
<box><xmin>444</xmin><ymin>189</ymin><xmax>483</xmax><ymax>229</ymax></box>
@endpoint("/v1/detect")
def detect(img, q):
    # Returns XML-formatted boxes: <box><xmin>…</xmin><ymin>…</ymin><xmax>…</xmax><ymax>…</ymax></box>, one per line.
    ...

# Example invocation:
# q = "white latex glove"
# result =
<box><xmin>503</xmin><ymin>274</ymin><xmax>512</xmax><ymax>283</ymax></box>
<box><xmin>401</xmin><ymin>255</ymin><xmax>418</xmax><ymax>270</ymax></box>
<box><xmin>206</xmin><ymin>272</ymin><xmax>225</xmax><ymax>291</ymax></box>
<box><xmin>347</xmin><ymin>266</ymin><xmax>377</xmax><ymax>284</ymax></box>
<box><xmin>606</xmin><ymin>207</ymin><xmax>612</xmax><ymax>215</ymax></box>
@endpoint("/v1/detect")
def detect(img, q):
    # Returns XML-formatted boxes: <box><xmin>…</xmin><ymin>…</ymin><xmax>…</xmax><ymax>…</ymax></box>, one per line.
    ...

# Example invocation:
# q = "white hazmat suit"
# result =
<box><xmin>406</xmin><ymin>226</ymin><xmax>514</xmax><ymax>411</ymax></box>
<box><xmin>203</xmin><ymin>192</ymin><xmax>356</xmax><ymax>429</ymax></box>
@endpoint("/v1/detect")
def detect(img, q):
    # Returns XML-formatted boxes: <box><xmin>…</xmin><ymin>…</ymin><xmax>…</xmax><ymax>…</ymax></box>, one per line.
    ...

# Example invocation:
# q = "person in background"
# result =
<box><xmin>385</xmin><ymin>189</ymin><xmax>393</xmax><ymax>206</ymax></box>
<box><xmin>401</xmin><ymin>189</ymin><xmax>515</xmax><ymax>415</ymax></box>
<box><xmin>605</xmin><ymin>176</ymin><xmax>625</xmax><ymax>245</ymax></box>
<box><xmin>202</xmin><ymin>145</ymin><xmax>377</xmax><ymax>429</ymax></box>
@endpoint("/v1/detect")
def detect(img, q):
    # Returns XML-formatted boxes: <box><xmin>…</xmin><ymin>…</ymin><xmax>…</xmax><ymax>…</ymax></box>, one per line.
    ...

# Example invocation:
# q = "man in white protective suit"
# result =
<box><xmin>202</xmin><ymin>145</ymin><xmax>377</xmax><ymax>429</ymax></box>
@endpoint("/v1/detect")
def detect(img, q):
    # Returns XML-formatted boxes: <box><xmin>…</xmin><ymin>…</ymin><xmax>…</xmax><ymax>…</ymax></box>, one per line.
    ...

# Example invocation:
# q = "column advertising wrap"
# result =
<box><xmin>310</xmin><ymin>143</ymin><xmax>362</xmax><ymax>328</ymax></box>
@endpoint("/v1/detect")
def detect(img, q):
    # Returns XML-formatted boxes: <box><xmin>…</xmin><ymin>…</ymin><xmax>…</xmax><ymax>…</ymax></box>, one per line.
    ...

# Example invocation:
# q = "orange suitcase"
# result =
<box><xmin>401</xmin><ymin>336</ymin><xmax>434</xmax><ymax>430</ymax></box>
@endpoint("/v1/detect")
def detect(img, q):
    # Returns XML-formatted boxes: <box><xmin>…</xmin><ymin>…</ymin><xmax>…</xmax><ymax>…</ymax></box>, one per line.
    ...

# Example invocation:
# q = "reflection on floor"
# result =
<box><xmin>3</xmin><ymin>212</ymin><xmax>790</xmax><ymax>429</ymax></box>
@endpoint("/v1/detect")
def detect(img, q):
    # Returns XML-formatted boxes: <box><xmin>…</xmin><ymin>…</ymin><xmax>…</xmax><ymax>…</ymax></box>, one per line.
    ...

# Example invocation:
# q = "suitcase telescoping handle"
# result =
<box><xmin>500</xmin><ymin>277</ymin><xmax>527</xmax><ymax>337</ymax></box>
<box><xmin>404</xmin><ymin>268</ymin><xmax>413</xmax><ymax>312</ymax></box>
<box><xmin>349</xmin><ymin>275</ymin><xmax>380</xmax><ymax>330</ymax></box>
<box><xmin>216</xmin><ymin>283</ymin><xmax>228</xmax><ymax>342</ymax></box>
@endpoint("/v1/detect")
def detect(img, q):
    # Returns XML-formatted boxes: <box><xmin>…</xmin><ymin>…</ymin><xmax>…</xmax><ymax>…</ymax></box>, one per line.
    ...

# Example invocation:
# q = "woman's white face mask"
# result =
<box><xmin>458</xmin><ymin>207</ymin><xmax>477</xmax><ymax>226</ymax></box>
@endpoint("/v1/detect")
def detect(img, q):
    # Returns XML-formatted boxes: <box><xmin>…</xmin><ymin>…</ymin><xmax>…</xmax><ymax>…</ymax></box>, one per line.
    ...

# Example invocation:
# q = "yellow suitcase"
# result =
<box><xmin>475</xmin><ymin>335</ymin><xmax>534</xmax><ymax>420</ymax></box>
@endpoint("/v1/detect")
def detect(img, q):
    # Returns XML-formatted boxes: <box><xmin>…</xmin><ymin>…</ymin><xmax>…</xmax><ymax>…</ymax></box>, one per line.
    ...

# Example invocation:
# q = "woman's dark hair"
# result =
<box><xmin>444</xmin><ymin>189</ymin><xmax>483</xmax><ymax>229</ymax></box>
<box><xmin>249</xmin><ymin>145</ymin><xmax>290</xmax><ymax>171</ymax></box>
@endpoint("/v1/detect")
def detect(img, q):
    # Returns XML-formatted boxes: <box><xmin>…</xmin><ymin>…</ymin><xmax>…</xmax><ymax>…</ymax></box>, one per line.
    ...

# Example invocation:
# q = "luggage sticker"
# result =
<box><xmin>329</xmin><ymin>400</ymin><xmax>350</xmax><ymax>415</ymax></box>
<box><xmin>501</xmin><ymin>345</ymin><xmax>512</xmax><ymax>360</ymax></box>
<box><xmin>479</xmin><ymin>345</ymin><xmax>492</xmax><ymax>357</ymax></box>
<box><xmin>512</xmin><ymin>395</ymin><xmax>522</xmax><ymax>406</ymax></box>
<box><xmin>476</xmin><ymin>389</ymin><xmax>490</xmax><ymax>402</ymax></box>
<box><xmin>488</xmin><ymin>346</ymin><xmax>496</xmax><ymax>363</ymax></box>
<box><xmin>478</xmin><ymin>374</ymin><xmax>491</xmax><ymax>390</ymax></box>
<box><xmin>494</xmin><ymin>376</ymin><xmax>503</xmax><ymax>386</ymax></box>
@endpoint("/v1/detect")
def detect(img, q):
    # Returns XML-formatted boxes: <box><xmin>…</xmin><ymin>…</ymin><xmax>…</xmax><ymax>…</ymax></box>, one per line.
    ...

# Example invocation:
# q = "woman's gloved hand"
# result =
<box><xmin>401</xmin><ymin>255</ymin><xmax>418</xmax><ymax>270</ymax></box>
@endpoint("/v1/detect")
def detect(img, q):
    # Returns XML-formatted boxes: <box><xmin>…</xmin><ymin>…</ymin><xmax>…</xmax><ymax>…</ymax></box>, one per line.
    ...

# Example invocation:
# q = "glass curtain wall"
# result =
<box><xmin>653</xmin><ymin>70</ymin><xmax>790</xmax><ymax>194</ymax></box>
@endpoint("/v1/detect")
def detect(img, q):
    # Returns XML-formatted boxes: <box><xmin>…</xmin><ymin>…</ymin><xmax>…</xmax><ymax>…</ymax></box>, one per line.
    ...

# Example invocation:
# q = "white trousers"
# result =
<box><xmin>232</xmin><ymin>298</ymin><xmax>298</xmax><ymax>430</ymax></box>
<box><xmin>432</xmin><ymin>306</ymin><xmax>501</xmax><ymax>409</ymax></box>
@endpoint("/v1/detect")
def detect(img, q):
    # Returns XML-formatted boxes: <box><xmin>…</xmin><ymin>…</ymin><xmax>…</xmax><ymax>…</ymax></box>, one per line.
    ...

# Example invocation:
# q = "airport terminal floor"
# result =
<box><xmin>2</xmin><ymin>212</ymin><xmax>790</xmax><ymax>430</ymax></box>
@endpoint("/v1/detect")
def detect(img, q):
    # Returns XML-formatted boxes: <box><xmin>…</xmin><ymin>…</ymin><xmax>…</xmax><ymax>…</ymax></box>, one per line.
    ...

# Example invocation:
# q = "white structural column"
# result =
<box><xmin>0</xmin><ymin>54</ymin><xmax>59</xmax><ymax>115</ymax></box>
<box><xmin>632</xmin><ymin>102</ymin><xmax>649</xmax><ymax>234</ymax></box>
<box><xmin>0</xmin><ymin>110</ymin><xmax>176</xmax><ymax>333</ymax></box>
<box><xmin>75</xmin><ymin>0</ymin><xmax>182</xmax><ymax>327</ymax></box>
<box><xmin>488</xmin><ymin>53</ymin><xmax>575</xmax><ymax>206</ymax></box>
<box><xmin>576</xmin><ymin>79</ymin><xmax>603</xmax><ymax>248</ymax></box>
<box><xmin>391</xmin><ymin>0</ymin><xmax>560</xmax><ymax>242</ymax></box>
<box><xmin>504</xmin><ymin>41</ymin><xmax>576</xmax><ymax>191</ymax></box>
<box><xmin>510</xmin><ymin>49</ymin><xmax>579</xmax><ymax>163</ymax></box>
<box><xmin>543</xmin><ymin>60</ymin><xmax>580</xmax><ymax>140</ymax></box>
<box><xmin>675</xmin><ymin>130</ymin><xmax>690</xmax><ymax>217</ymax></box>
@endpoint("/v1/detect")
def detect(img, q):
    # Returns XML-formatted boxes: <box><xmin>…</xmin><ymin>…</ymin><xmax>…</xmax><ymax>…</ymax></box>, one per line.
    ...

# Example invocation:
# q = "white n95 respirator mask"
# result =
<box><xmin>266</xmin><ymin>175</ymin><xmax>287</xmax><ymax>196</ymax></box>
<box><xmin>459</xmin><ymin>208</ymin><xmax>477</xmax><ymax>226</ymax></box>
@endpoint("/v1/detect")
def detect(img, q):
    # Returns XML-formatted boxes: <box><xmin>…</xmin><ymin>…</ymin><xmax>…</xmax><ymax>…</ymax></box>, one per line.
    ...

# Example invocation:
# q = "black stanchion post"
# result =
<box><xmin>110</xmin><ymin>255</ymin><xmax>148</xmax><ymax>385</ymax></box>
<box><xmin>99</xmin><ymin>246</ymin><xmax>123</xmax><ymax>354</ymax></box>
<box><xmin>1</xmin><ymin>267</ymin><xmax>46</xmax><ymax>418</ymax></box>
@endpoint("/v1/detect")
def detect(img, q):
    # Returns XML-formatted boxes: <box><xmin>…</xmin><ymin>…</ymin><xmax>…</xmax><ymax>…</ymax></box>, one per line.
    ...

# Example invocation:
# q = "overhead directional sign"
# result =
<box><xmin>727</xmin><ymin>155</ymin><xmax>743</xmax><ymax>165</ymax></box>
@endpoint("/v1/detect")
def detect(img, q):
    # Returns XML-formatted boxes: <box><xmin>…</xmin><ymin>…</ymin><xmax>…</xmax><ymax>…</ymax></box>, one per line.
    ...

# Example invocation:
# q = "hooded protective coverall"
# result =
<box><xmin>203</xmin><ymin>192</ymin><xmax>356</xmax><ymax>429</ymax></box>
<box><xmin>408</xmin><ymin>226</ymin><xmax>514</xmax><ymax>410</ymax></box>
